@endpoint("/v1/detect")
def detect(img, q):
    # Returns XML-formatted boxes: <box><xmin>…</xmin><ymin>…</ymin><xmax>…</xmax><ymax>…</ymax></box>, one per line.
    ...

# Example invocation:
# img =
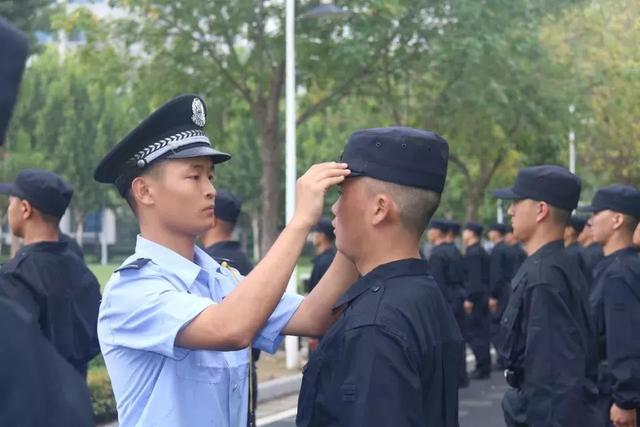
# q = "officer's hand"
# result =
<box><xmin>293</xmin><ymin>162</ymin><xmax>350</xmax><ymax>229</ymax></box>
<box><xmin>611</xmin><ymin>404</ymin><xmax>636</xmax><ymax>427</ymax></box>
<box><xmin>488</xmin><ymin>298</ymin><xmax>498</xmax><ymax>313</ymax></box>
<box><xmin>464</xmin><ymin>300</ymin><xmax>473</xmax><ymax>315</ymax></box>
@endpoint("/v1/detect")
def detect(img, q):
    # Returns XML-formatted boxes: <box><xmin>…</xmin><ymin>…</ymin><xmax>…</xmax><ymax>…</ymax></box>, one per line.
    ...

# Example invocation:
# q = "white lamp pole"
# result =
<box><xmin>569</xmin><ymin>104</ymin><xmax>576</xmax><ymax>174</ymax></box>
<box><xmin>284</xmin><ymin>0</ymin><xmax>299</xmax><ymax>370</ymax></box>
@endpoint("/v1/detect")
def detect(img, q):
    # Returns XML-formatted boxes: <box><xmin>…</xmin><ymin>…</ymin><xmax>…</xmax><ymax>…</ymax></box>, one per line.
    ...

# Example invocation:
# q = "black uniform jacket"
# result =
<box><xmin>0</xmin><ymin>296</ymin><xmax>94</xmax><ymax>427</ymax></box>
<box><xmin>498</xmin><ymin>241</ymin><xmax>601</xmax><ymax>427</ymax></box>
<box><xmin>464</xmin><ymin>243</ymin><xmax>490</xmax><ymax>301</ymax></box>
<box><xmin>204</xmin><ymin>240</ymin><xmax>254</xmax><ymax>275</ymax></box>
<box><xmin>590</xmin><ymin>247</ymin><xmax>640</xmax><ymax>410</ymax></box>
<box><xmin>296</xmin><ymin>258</ymin><xmax>463</xmax><ymax>427</ymax></box>
<box><xmin>489</xmin><ymin>241</ymin><xmax>511</xmax><ymax>300</ymax></box>
<box><xmin>0</xmin><ymin>241</ymin><xmax>101</xmax><ymax>372</ymax></box>
<box><xmin>430</xmin><ymin>243</ymin><xmax>466</xmax><ymax>302</ymax></box>
<box><xmin>306</xmin><ymin>247</ymin><xmax>336</xmax><ymax>293</ymax></box>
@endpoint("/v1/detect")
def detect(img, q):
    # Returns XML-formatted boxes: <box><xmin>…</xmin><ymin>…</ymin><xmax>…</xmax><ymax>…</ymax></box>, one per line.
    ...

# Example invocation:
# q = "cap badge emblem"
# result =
<box><xmin>191</xmin><ymin>98</ymin><xmax>206</xmax><ymax>127</ymax></box>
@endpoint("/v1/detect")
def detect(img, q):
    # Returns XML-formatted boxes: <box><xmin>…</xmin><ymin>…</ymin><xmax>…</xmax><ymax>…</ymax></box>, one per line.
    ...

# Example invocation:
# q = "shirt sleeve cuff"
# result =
<box><xmin>253</xmin><ymin>292</ymin><xmax>304</xmax><ymax>354</ymax></box>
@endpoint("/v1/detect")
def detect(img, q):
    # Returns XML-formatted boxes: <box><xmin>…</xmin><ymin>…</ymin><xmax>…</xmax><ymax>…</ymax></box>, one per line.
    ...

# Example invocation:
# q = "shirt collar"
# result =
<box><xmin>604</xmin><ymin>246</ymin><xmax>638</xmax><ymax>260</ymax></box>
<box><xmin>135</xmin><ymin>235</ymin><xmax>220</xmax><ymax>289</ymax></box>
<box><xmin>332</xmin><ymin>258</ymin><xmax>429</xmax><ymax>310</ymax></box>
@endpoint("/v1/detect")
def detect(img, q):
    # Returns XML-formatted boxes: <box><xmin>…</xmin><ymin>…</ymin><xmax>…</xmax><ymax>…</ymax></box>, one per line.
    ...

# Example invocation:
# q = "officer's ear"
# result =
<box><xmin>131</xmin><ymin>175</ymin><xmax>156</xmax><ymax>208</ymax></box>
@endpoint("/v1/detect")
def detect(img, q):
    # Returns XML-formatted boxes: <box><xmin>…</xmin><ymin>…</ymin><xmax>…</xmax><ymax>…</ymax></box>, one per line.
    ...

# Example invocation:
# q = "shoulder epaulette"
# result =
<box><xmin>115</xmin><ymin>258</ymin><xmax>151</xmax><ymax>273</ymax></box>
<box><xmin>219</xmin><ymin>260</ymin><xmax>242</xmax><ymax>282</ymax></box>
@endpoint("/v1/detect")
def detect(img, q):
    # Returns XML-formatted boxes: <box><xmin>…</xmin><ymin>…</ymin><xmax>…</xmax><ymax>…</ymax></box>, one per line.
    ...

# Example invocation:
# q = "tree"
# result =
<box><xmin>110</xmin><ymin>0</ymin><xmax>459</xmax><ymax>256</ymax></box>
<box><xmin>357</xmin><ymin>0</ymin><xmax>579</xmax><ymax>220</ymax></box>
<box><xmin>541</xmin><ymin>0</ymin><xmax>640</xmax><ymax>186</ymax></box>
<box><xmin>4</xmin><ymin>42</ymin><xmax>135</xmax><ymax>246</ymax></box>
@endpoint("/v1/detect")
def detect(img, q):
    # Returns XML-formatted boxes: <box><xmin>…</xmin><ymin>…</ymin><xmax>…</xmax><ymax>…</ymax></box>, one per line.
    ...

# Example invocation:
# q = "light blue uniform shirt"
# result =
<box><xmin>98</xmin><ymin>236</ymin><xmax>304</xmax><ymax>427</ymax></box>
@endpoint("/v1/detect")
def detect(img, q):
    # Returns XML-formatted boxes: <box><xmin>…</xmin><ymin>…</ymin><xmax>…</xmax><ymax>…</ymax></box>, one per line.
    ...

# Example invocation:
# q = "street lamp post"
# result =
<box><xmin>284</xmin><ymin>0</ymin><xmax>349</xmax><ymax>370</ymax></box>
<box><xmin>569</xmin><ymin>104</ymin><xmax>576</xmax><ymax>174</ymax></box>
<box><xmin>284</xmin><ymin>0</ymin><xmax>298</xmax><ymax>370</ymax></box>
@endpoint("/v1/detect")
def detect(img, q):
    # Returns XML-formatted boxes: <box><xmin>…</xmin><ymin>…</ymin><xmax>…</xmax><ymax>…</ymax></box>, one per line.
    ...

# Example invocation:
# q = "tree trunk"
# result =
<box><xmin>466</xmin><ymin>184</ymin><xmax>483</xmax><ymax>222</ymax></box>
<box><xmin>251</xmin><ymin>212</ymin><xmax>260</xmax><ymax>262</ymax></box>
<box><xmin>258</xmin><ymin>121</ymin><xmax>281</xmax><ymax>258</ymax></box>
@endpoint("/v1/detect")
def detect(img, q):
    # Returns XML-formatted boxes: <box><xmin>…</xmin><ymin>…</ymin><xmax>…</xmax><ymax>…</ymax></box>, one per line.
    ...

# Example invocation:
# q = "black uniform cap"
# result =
<box><xmin>0</xmin><ymin>169</ymin><xmax>73</xmax><ymax>218</ymax></box>
<box><xmin>94</xmin><ymin>94</ymin><xmax>230</xmax><ymax>196</ymax></box>
<box><xmin>464</xmin><ymin>222</ymin><xmax>484</xmax><ymax>237</ymax></box>
<box><xmin>568</xmin><ymin>215</ymin><xmax>587</xmax><ymax>233</ymax></box>
<box><xmin>578</xmin><ymin>185</ymin><xmax>640</xmax><ymax>218</ymax></box>
<box><xmin>313</xmin><ymin>217</ymin><xmax>335</xmax><ymax>241</ymax></box>
<box><xmin>340</xmin><ymin>127</ymin><xmax>449</xmax><ymax>193</ymax></box>
<box><xmin>489</xmin><ymin>223</ymin><xmax>507</xmax><ymax>235</ymax></box>
<box><xmin>214</xmin><ymin>189</ymin><xmax>242</xmax><ymax>224</ymax></box>
<box><xmin>492</xmin><ymin>165</ymin><xmax>581</xmax><ymax>211</ymax></box>
<box><xmin>428</xmin><ymin>219</ymin><xmax>450</xmax><ymax>232</ymax></box>
<box><xmin>446</xmin><ymin>220</ymin><xmax>461</xmax><ymax>236</ymax></box>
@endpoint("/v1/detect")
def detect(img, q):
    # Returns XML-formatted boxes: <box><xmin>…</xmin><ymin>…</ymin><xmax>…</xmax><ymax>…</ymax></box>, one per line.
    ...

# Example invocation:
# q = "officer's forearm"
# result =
<box><xmin>177</xmin><ymin>218</ymin><xmax>311</xmax><ymax>350</ymax></box>
<box><xmin>283</xmin><ymin>251</ymin><xmax>359</xmax><ymax>337</ymax></box>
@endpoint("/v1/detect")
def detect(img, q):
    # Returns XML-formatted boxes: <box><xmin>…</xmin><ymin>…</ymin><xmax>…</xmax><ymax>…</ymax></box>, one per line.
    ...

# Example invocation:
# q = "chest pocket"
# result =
<box><xmin>499</xmin><ymin>273</ymin><xmax>527</xmax><ymax>361</ymax></box>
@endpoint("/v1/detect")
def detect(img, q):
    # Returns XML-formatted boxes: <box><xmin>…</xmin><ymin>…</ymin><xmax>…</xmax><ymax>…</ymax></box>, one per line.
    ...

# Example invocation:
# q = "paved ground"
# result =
<box><xmin>256</xmin><ymin>371</ymin><xmax>509</xmax><ymax>426</ymax></box>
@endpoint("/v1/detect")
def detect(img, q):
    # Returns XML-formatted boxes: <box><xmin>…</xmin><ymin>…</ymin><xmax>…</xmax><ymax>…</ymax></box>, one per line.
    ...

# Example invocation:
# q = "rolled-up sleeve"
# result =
<box><xmin>99</xmin><ymin>272</ymin><xmax>214</xmax><ymax>359</ymax></box>
<box><xmin>253</xmin><ymin>292</ymin><xmax>303</xmax><ymax>354</ymax></box>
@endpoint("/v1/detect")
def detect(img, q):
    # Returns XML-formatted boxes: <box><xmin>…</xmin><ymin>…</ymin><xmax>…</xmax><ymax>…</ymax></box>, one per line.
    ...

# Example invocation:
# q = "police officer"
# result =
<box><xmin>580</xmin><ymin>185</ymin><xmax>640</xmax><ymax>427</ymax></box>
<box><xmin>305</xmin><ymin>217</ymin><xmax>337</xmax><ymax>294</ymax></box>
<box><xmin>0</xmin><ymin>17</ymin><xmax>94</xmax><ymax>427</ymax></box>
<box><xmin>487</xmin><ymin>223</ymin><xmax>511</xmax><ymax>370</ymax></box>
<box><xmin>492</xmin><ymin>165</ymin><xmax>601</xmax><ymax>427</ymax></box>
<box><xmin>297</xmin><ymin>127</ymin><xmax>463</xmax><ymax>426</ymax></box>
<box><xmin>462</xmin><ymin>222</ymin><xmax>491</xmax><ymax>379</ymax></box>
<box><xmin>0</xmin><ymin>169</ymin><xmax>102</xmax><ymax>377</ymax></box>
<box><xmin>428</xmin><ymin>218</ymin><xmax>469</xmax><ymax>387</ymax></box>
<box><xmin>200</xmin><ymin>188</ymin><xmax>259</xmax><ymax>427</ymax></box>
<box><xmin>94</xmin><ymin>94</ymin><xmax>358</xmax><ymax>427</ymax></box>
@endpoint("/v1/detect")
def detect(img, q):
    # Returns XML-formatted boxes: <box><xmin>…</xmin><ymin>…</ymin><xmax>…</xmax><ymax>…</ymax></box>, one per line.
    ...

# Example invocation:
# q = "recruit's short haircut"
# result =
<box><xmin>364</xmin><ymin>177</ymin><xmax>441</xmax><ymax>236</ymax></box>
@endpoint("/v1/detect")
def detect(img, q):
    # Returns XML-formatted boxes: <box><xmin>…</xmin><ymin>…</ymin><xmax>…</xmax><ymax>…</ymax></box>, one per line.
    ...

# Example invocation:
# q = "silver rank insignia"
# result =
<box><xmin>191</xmin><ymin>98</ymin><xmax>206</xmax><ymax>127</ymax></box>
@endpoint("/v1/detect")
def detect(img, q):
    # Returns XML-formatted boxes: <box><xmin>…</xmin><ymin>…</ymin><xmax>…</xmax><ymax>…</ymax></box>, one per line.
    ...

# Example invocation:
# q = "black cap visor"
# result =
<box><xmin>491</xmin><ymin>187</ymin><xmax>525</xmax><ymax>200</ymax></box>
<box><xmin>165</xmin><ymin>145</ymin><xmax>231</xmax><ymax>164</ymax></box>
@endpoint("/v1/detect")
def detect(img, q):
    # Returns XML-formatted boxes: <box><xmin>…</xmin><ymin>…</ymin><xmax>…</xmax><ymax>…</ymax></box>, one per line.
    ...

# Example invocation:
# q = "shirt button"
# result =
<box><xmin>372</xmin><ymin>286</ymin><xmax>380</xmax><ymax>292</ymax></box>
<box><xmin>233</xmin><ymin>384</ymin><xmax>238</xmax><ymax>391</ymax></box>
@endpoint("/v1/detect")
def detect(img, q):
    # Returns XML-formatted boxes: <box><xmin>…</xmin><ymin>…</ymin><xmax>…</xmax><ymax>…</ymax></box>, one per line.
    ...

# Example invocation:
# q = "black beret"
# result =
<box><xmin>214</xmin><ymin>189</ymin><xmax>241</xmax><ymax>223</ymax></box>
<box><xmin>0</xmin><ymin>169</ymin><xmax>73</xmax><ymax>218</ymax></box>
<box><xmin>464</xmin><ymin>222</ymin><xmax>484</xmax><ymax>237</ymax></box>
<box><xmin>492</xmin><ymin>165</ymin><xmax>581</xmax><ymax>211</ymax></box>
<box><xmin>341</xmin><ymin>127</ymin><xmax>449</xmax><ymax>193</ymax></box>
<box><xmin>578</xmin><ymin>185</ymin><xmax>640</xmax><ymax>218</ymax></box>
<box><xmin>94</xmin><ymin>94</ymin><xmax>230</xmax><ymax>196</ymax></box>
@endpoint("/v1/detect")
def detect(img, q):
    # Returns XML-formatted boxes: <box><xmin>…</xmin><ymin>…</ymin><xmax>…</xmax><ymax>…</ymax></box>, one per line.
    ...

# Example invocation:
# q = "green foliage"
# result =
<box><xmin>541</xmin><ymin>0</ymin><xmax>640</xmax><ymax>187</ymax></box>
<box><xmin>88</xmin><ymin>355</ymin><xmax>117</xmax><ymax>423</ymax></box>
